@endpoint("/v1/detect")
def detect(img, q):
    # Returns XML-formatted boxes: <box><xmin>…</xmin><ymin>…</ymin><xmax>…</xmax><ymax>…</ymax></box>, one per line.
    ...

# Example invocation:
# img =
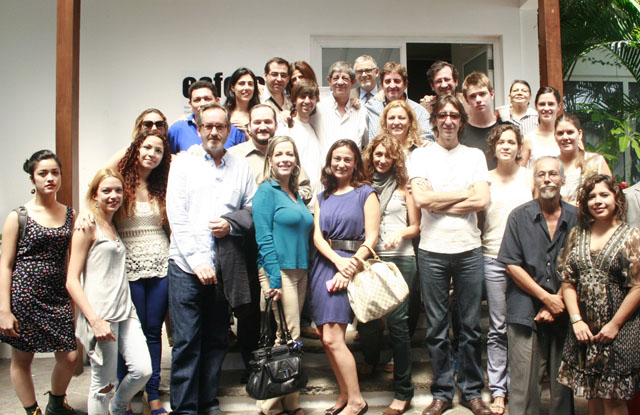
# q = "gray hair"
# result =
<box><xmin>328</xmin><ymin>61</ymin><xmax>356</xmax><ymax>82</ymax></box>
<box><xmin>533</xmin><ymin>156</ymin><xmax>565</xmax><ymax>178</ymax></box>
<box><xmin>354</xmin><ymin>55</ymin><xmax>377</xmax><ymax>67</ymax></box>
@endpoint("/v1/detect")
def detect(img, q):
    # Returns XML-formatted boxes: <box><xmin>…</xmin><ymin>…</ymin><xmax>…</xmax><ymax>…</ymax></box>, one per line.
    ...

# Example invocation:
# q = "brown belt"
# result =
<box><xmin>328</xmin><ymin>239</ymin><xmax>363</xmax><ymax>252</ymax></box>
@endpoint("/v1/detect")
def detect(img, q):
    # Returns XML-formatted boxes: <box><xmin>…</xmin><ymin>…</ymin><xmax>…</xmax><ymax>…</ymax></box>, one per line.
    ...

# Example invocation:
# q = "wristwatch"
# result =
<box><xmin>570</xmin><ymin>314</ymin><xmax>583</xmax><ymax>324</ymax></box>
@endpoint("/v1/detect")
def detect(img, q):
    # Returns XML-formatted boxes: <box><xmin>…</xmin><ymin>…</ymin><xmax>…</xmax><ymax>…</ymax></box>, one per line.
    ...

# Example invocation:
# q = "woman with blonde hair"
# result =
<box><xmin>66</xmin><ymin>169</ymin><xmax>152</xmax><ymax>415</ymax></box>
<box><xmin>379</xmin><ymin>100</ymin><xmax>424</xmax><ymax>153</ymax></box>
<box><xmin>252</xmin><ymin>136</ymin><xmax>314</xmax><ymax>415</ymax></box>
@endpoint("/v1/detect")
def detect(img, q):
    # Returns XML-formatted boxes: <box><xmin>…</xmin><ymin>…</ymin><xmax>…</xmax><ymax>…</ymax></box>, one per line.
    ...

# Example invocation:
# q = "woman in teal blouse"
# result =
<box><xmin>252</xmin><ymin>136</ymin><xmax>314</xmax><ymax>415</ymax></box>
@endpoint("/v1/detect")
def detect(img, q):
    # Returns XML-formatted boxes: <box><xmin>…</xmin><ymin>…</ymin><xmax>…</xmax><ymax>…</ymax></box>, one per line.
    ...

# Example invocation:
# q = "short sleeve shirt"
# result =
<box><xmin>497</xmin><ymin>199</ymin><xmax>577</xmax><ymax>328</ymax></box>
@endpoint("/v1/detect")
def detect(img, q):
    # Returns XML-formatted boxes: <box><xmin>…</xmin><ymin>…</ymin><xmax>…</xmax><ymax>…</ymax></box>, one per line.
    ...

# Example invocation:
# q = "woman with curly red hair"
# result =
<box><xmin>114</xmin><ymin>130</ymin><xmax>171</xmax><ymax>414</ymax></box>
<box><xmin>359</xmin><ymin>134</ymin><xmax>420</xmax><ymax>414</ymax></box>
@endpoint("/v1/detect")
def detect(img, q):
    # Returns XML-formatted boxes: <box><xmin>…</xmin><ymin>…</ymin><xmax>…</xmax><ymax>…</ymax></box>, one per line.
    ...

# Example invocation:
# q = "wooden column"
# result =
<box><xmin>538</xmin><ymin>0</ymin><xmax>563</xmax><ymax>96</ymax></box>
<box><xmin>56</xmin><ymin>0</ymin><xmax>80</xmax><ymax>208</ymax></box>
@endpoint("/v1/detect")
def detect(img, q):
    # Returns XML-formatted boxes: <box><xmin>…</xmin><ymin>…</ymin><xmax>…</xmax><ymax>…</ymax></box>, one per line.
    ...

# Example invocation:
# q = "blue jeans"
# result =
<box><xmin>168</xmin><ymin>261</ymin><xmax>229</xmax><ymax>415</ymax></box>
<box><xmin>418</xmin><ymin>248</ymin><xmax>485</xmax><ymax>401</ymax></box>
<box><xmin>117</xmin><ymin>276</ymin><xmax>168</xmax><ymax>402</ymax></box>
<box><xmin>359</xmin><ymin>256</ymin><xmax>416</xmax><ymax>401</ymax></box>
<box><xmin>483</xmin><ymin>256</ymin><xmax>509</xmax><ymax>398</ymax></box>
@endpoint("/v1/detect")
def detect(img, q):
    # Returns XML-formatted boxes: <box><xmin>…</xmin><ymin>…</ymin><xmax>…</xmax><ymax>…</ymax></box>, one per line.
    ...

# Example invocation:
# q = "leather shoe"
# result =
<box><xmin>421</xmin><ymin>399</ymin><xmax>452</xmax><ymax>415</ymax></box>
<box><xmin>461</xmin><ymin>398</ymin><xmax>492</xmax><ymax>415</ymax></box>
<box><xmin>382</xmin><ymin>399</ymin><xmax>411</xmax><ymax>415</ymax></box>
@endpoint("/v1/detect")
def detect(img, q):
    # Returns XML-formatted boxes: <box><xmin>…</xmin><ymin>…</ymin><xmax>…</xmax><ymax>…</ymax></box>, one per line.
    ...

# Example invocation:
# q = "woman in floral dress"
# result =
<box><xmin>0</xmin><ymin>150</ymin><xmax>77</xmax><ymax>415</ymax></box>
<box><xmin>557</xmin><ymin>174</ymin><xmax>640</xmax><ymax>415</ymax></box>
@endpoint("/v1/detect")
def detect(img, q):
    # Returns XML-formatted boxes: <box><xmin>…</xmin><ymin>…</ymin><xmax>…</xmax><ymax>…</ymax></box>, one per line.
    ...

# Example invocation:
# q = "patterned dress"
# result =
<box><xmin>557</xmin><ymin>224</ymin><xmax>640</xmax><ymax>399</ymax></box>
<box><xmin>0</xmin><ymin>207</ymin><xmax>76</xmax><ymax>352</ymax></box>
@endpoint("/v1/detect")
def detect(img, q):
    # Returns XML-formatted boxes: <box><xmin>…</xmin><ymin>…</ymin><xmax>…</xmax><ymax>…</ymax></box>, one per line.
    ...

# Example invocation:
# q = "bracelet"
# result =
<box><xmin>570</xmin><ymin>314</ymin><xmax>583</xmax><ymax>324</ymax></box>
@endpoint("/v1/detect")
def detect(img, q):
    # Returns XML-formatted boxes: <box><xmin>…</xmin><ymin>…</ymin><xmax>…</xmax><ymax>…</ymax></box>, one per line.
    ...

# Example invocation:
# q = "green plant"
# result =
<box><xmin>578</xmin><ymin>102</ymin><xmax>640</xmax><ymax>181</ymax></box>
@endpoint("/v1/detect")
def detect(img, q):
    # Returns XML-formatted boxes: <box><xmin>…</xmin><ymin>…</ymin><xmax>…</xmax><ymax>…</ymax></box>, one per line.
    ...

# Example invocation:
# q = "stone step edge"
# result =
<box><xmin>127</xmin><ymin>390</ymin><xmax>493</xmax><ymax>413</ymax></box>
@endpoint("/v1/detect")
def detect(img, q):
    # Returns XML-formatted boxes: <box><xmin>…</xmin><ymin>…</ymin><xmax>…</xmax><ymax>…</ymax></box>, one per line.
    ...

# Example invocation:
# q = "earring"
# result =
<box><xmin>30</xmin><ymin>188</ymin><xmax>36</xmax><ymax>194</ymax></box>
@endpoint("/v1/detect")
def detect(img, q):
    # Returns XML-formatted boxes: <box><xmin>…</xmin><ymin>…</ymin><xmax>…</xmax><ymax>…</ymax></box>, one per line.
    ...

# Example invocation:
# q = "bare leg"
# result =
<box><xmin>319</xmin><ymin>324</ymin><xmax>348</xmax><ymax>409</ymax></box>
<box><xmin>51</xmin><ymin>350</ymin><xmax>78</xmax><ymax>395</ymax></box>
<box><xmin>603</xmin><ymin>398</ymin><xmax>628</xmax><ymax>415</ymax></box>
<box><xmin>321</xmin><ymin>323</ymin><xmax>366</xmax><ymax>415</ymax></box>
<box><xmin>10</xmin><ymin>348</ymin><xmax>37</xmax><ymax>407</ymax></box>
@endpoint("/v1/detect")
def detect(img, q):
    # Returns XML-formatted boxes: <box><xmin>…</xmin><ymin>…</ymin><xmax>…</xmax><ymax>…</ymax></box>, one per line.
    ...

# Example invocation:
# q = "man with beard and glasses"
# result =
<box><xmin>350</xmin><ymin>55</ymin><xmax>379</xmax><ymax>104</ymax></box>
<box><xmin>166</xmin><ymin>103</ymin><xmax>256</xmax><ymax>415</ymax></box>
<box><xmin>498</xmin><ymin>156</ymin><xmax>577</xmax><ymax>415</ymax></box>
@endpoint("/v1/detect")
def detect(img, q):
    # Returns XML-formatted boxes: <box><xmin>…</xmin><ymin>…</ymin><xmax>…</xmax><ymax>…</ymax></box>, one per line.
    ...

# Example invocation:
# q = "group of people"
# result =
<box><xmin>0</xmin><ymin>54</ymin><xmax>639</xmax><ymax>415</ymax></box>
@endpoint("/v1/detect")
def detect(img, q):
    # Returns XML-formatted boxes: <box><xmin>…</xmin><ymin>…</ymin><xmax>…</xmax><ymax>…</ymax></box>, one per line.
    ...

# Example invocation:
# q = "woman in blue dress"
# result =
<box><xmin>310</xmin><ymin>139</ymin><xmax>380</xmax><ymax>415</ymax></box>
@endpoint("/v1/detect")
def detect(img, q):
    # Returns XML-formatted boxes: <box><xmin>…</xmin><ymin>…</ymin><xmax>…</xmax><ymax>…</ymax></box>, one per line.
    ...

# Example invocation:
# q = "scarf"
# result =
<box><xmin>372</xmin><ymin>171</ymin><xmax>397</xmax><ymax>215</ymax></box>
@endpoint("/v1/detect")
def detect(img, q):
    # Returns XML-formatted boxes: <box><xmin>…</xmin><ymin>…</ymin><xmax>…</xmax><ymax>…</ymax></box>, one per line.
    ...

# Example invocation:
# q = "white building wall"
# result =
<box><xmin>1</xmin><ymin>0</ymin><xmax>539</xmax><ymax>218</ymax></box>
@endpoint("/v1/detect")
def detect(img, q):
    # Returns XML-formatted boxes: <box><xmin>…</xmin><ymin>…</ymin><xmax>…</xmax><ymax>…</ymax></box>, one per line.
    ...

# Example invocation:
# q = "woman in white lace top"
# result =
<box><xmin>115</xmin><ymin>130</ymin><xmax>171</xmax><ymax>414</ymax></box>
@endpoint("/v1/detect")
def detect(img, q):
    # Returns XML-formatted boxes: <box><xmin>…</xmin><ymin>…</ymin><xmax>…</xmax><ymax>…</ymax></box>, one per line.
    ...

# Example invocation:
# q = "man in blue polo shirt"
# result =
<box><xmin>168</xmin><ymin>80</ymin><xmax>217</xmax><ymax>154</ymax></box>
<box><xmin>169</xmin><ymin>80</ymin><xmax>246</xmax><ymax>154</ymax></box>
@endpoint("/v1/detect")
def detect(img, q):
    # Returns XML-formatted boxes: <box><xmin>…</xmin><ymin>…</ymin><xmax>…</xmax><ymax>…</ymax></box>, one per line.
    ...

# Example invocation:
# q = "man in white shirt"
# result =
<box><xmin>167</xmin><ymin>103</ymin><xmax>256</xmax><ymax>415</ymax></box>
<box><xmin>314</xmin><ymin>61</ymin><xmax>368</xmax><ymax>155</ymax></box>
<box><xmin>410</xmin><ymin>95</ymin><xmax>491</xmax><ymax>415</ymax></box>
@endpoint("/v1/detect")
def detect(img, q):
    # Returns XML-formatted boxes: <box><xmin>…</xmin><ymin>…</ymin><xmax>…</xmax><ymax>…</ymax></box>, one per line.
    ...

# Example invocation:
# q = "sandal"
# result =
<box><xmin>150</xmin><ymin>408</ymin><xmax>168</xmax><ymax>415</ymax></box>
<box><xmin>489</xmin><ymin>402</ymin><xmax>505</xmax><ymax>415</ymax></box>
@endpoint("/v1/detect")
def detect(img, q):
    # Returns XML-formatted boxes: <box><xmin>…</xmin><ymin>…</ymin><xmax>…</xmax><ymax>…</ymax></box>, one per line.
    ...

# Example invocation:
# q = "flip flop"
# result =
<box><xmin>490</xmin><ymin>402</ymin><xmax>505</xmax><ymax>415</ymax></box>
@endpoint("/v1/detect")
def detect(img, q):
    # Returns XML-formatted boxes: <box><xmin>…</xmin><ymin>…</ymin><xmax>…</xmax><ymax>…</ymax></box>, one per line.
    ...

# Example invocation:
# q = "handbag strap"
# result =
<box><xmin>259</xmin><ymin>296</ymin><xmax>296</xmax><ymax>347</ymax></box>
<box><xmin>361</xmin><ymin>243</ymin><xmax>379</xmax><ymax>260</ymax></box>
<box><xmin>258</xmin><ymin>297</ymin><xmax>275</xmax><ymax>347</ymax></box>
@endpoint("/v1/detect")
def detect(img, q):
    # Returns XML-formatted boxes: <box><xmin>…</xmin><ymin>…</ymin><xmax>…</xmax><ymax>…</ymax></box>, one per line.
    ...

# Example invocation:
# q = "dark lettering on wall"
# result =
<box><xmin>182</xmin><ymin>73</ymin><xmax>266</xmax><ymax>99</ymax></box>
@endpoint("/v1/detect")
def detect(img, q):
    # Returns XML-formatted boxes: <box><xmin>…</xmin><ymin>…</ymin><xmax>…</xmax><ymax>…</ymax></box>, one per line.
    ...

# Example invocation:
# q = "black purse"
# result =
<box><xmin>246</xmin><ymin>297</ymin><xmax>308</xmax><ymax>400</ymax></box>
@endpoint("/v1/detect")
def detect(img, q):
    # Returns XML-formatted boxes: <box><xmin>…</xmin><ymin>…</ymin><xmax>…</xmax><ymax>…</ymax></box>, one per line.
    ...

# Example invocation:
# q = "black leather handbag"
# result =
<box><xmin>246</xmin><ymin>297</ymin><xmax>308</xmax><ymax>400</ymax></box>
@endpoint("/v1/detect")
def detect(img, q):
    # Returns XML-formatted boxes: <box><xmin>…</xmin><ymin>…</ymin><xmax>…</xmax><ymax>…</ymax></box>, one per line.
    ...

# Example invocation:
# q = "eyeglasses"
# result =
<box><xmin>534</xmin><ymin>170</ymin><xmax>561</xmax><ymax>180</ymax></box>
<box><xmin>355</xmin><ymin>67</ymin><xmax>377</xmax><ymax>74</ymax></box>
<box><xmin>436</xmin><ymin>112</ymin><xmax>461</xmax><ymax>121</ymax></box>
<box><xmin>200</xmin><ymin>123</ymin><xmax>228</xmax><ymax>132</ymax></box>
<box><xmin>142</xmin><ymin>121</ymin><xmax>166</xmax><ymax>129</ymax></box>
<box><xmin>268</xmin><ymin>72</ymin><xmax>289</xmax><ymax>79</ymax></box>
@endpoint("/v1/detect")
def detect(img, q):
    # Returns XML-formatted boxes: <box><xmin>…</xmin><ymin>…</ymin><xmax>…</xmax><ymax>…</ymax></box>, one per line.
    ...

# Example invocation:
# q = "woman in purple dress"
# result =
<box><xmin>310</xmin><ymin>139</ymin><xmax>380</xmax><ymax>415</ymax></box>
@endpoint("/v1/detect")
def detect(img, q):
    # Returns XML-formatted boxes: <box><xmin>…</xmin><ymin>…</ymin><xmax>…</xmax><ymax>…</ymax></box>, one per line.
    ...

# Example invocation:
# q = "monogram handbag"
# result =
<box><xmin>246</xmin><ymin>297</ymin><xmax>307</xmax><ymax>400</ymax></box>
<box><xmin>347</xmin><ymin>244</ymin><xmax>409</xmax><ymax>323</ymax></box>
